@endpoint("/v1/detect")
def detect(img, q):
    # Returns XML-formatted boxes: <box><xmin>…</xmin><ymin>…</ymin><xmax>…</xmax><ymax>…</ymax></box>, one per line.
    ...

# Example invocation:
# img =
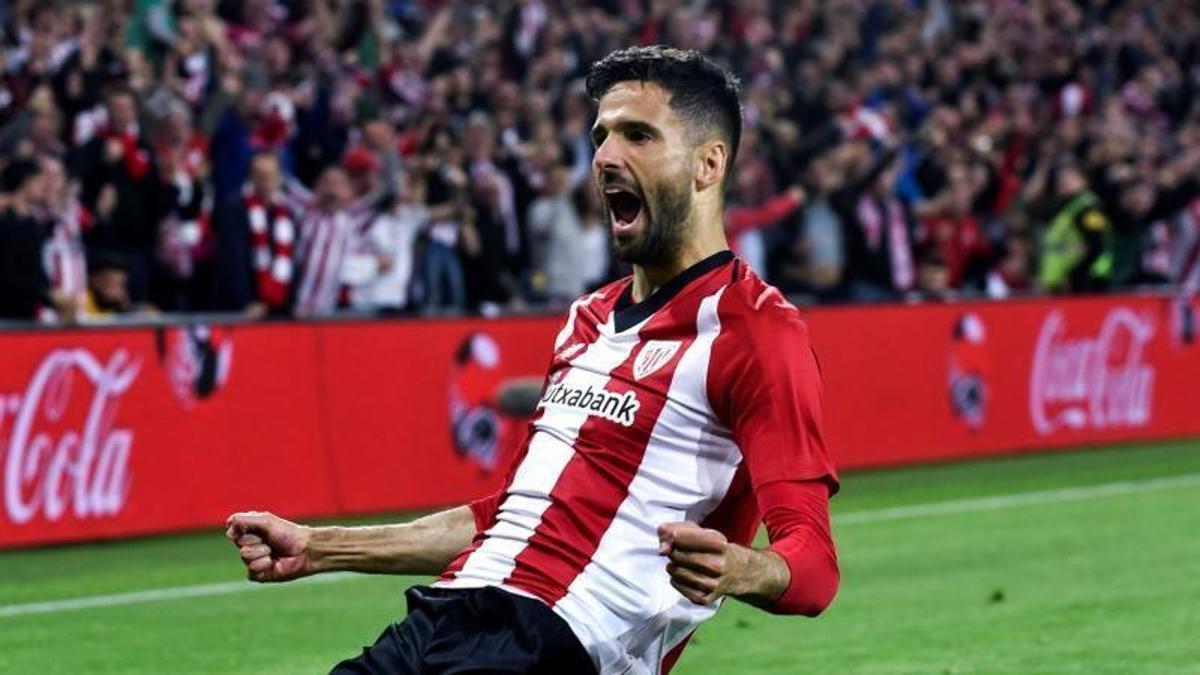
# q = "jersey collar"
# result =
<box><xmin>612</xmin><ymin>250</ymin><xmax>735</xmax><ymax>333</ymax></box>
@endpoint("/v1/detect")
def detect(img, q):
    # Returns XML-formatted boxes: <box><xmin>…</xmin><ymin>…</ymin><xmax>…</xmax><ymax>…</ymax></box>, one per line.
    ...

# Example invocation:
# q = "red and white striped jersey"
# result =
<box><xmin>284</xmin><ymin>180</ymin><xmax>376</xmax><ymax>317</ymax></box>
<box><xmin>436</xmin><ymin>251</ymin><xmax>838</xmax><ymax>674</ymax></box>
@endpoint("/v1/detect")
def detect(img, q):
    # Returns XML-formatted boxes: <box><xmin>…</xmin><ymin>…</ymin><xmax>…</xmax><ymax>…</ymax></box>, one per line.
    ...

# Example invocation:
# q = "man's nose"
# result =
<box><xmin>592</xmin><ymin>136</ymin><xmax>625</xmax><ymax>175</ymax></box>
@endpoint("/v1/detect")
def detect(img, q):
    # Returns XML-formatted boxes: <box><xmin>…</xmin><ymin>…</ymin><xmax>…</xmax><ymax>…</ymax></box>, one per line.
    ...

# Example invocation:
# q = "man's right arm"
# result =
<box><xmin>226</xmin><ymin>506</ymin><xmax>477</xmax><ymax>582</ymax></box>
<box><xmin>308</xmin><ymin>506</ymin><xmax>476</xmax><ymax>575</ymax></box>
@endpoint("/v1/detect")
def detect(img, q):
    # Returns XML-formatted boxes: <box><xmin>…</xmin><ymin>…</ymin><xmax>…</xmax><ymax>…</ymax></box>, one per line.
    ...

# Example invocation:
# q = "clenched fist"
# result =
<box><xmin>225</xmin><ymin>511</ymin><xmax>314</xmax><ymax>583</ymax></box>
<box><xmin>658</xmin><ymin>521</ymin><xmax>787</xmax><ymax>607</ymax></box>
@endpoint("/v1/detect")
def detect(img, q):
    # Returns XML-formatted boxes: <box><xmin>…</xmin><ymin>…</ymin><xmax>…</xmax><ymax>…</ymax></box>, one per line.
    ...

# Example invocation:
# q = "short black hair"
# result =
<box><xmin>1</xmin><ymin>159</ymin><xmax>40</xmax><ymax>193</ymax></box>
<box><xmin>586</xmin><ymin>46</ymin><xmax>743</xmax><ymax>170</ymax></box>
<box><xmin>88</xmin><ymin>249</ymin><xmax>128</xmax><ymax>275</ymax></box>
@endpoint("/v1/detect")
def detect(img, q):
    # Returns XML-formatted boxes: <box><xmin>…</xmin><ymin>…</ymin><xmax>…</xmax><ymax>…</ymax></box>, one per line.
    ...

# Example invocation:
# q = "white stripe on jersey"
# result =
<box><xmin>296</xmin><ymin>212</ymin><xmax>359</xmax><ymax>316</ymax></box>
<box><xmin>295</xmin><ymin>215</ymin><xmax>329</xmax><ymax>314</ymax></box>
<box><xmin>446</xmin><ymin>432</ymin><xmax>575</xmax><ymax>587</ymax></box>
<box><xmin>439</xmin><ymin>313</ymin><xmax>640</xmax><ymax>590</ymax></box>
<box><xmin>551</xmin><ymin>287</ymin><xmax>740</xmax><ymax>675</ymax></box>
<box><xmin>554</xmin><ymin>289</ymin><xmax>607</xmax><ymax>350</ymax></box>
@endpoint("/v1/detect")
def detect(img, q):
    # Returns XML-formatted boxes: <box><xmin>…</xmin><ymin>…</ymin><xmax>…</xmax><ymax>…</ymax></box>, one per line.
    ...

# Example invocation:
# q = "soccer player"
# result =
<box><xmin>226</xmin><ymin>46</ymin><xmax>839</xmax><ymax>675</ymax></box>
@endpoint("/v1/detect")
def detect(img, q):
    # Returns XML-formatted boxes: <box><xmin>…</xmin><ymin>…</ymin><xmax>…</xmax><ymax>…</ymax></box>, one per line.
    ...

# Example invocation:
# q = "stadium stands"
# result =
<box><xmin>1</xmin><ymin>0</ymin><xmax>1199</xmax><ymax>324</ymax></box>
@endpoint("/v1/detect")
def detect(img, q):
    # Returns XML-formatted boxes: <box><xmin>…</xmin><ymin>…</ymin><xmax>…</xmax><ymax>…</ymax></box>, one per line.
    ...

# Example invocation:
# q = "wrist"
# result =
<box><xmin>727</xmin><ymin>545</ymin><xmax>790</xmax><ymax>604</ymax></box>
<box><xmin>303</xmin><ymin>525</ymin><xmax>331</xmax><ymax>573</ymax></box>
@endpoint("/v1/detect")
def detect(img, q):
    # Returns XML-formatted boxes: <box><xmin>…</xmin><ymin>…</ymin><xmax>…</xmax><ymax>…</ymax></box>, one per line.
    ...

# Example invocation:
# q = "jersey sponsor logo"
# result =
<box><xmin>633</xmin><ymin>340</ymin><xmax>681</xmax><ymax>381</ymax></box>
<box><xmin>539</xmin><ymin>381</ymin><xmax>640</xmax><ymax>426</ymax></box>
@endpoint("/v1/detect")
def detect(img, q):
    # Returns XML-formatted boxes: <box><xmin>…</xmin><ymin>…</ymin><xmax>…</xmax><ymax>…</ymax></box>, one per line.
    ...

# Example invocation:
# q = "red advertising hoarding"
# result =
<box><xmin>2</xmin><ymin>293</ymin><xmax>1197</xmax><ymax>547</ymax></box>
<box><xmin>809</xmin><ymin>294</ymin><xmax>1199</xmax><ymax>468</ymax></box>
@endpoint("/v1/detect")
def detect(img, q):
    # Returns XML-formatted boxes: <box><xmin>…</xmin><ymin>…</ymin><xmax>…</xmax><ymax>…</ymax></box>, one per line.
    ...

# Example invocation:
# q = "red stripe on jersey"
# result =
<box><xmin>439</xmin><ymin>535</ymin><xmax>473</xmax><ymax>579</ymax></box>
<box><xmin>438</xmin><ymin>482</ymin><xmax>513</xmax><ymax>580</ymax></box>
<box><xmin>661</xmin><ymin>632</ymin><xmax>694</xmax><ymax>674</ymax></box>
<box><xmin>697</xmin><ymin>467</ymin><xmax>760</xmax><ymax>548</ymax></box>
<box><xmin>439</xmin><ymin>415</ymin><xmax>541</xmax><ymax>581</ymax></box>
<box><xmin>501</xmin><ymin>300</ymin><xmax>706</xmax><ymax>605</ymax></box>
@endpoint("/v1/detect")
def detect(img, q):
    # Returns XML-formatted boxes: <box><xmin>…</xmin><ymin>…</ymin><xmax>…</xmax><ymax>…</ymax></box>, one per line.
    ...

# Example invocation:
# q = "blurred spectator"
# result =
<box><xmin>344</xmin><ymin>170</ymin><xmax>435</xmax><ymax>314</ymax></box>
<box><xmin>1038</xmin><ymin>163</ymin><xmax>1114</xmax><ymax>293</ymax></box>
<box><xmin>152</xmin><ymin>98</ymin><xmax>213</xmax><ymax>311</ymax></box>
<box><xmin>420</xmin><ymin>129</ymin><xmax>470</xmax><ymax>313</ymax></box>
<box><xmin>915</xmin><ymin>162</ymin><xmax>992</xmax><ymax>294</ymax></box>
<box><xmin>37</xmin><ymin>154</ymin><xmax>89</xmax><ymax>323</ymax></box>
<box><xmin>76</xmin><ymin>87</ymin><xmax>164</xmax><ymax>303</ymax></box>
<box><xmin>527</xmin><ymin>164</ymin><xmax>592</xmax><ymax>303</ymax></box>
<box><xmin>463</xmin><ymin>112</ymin><xmax>526</xmax><ymax>312</ymax></box>
<box><xmin>83</xmin><ymin>249</ymin><xmax>134</xmax><ymax>319</ymax></box>
<box><xmin>291</xmin><ymin>158</ymin><xmax>393</xmax><ymax>318</ymax></box>
<box><xmin>0</xmin><ymin>159</ymin><xmax>52</xmax><ymax>319</ymax></box>
<box><xmin>778</xmin><ymin>157</ymin><xmax>845</xmax><ymax>299</ymax></box>
<box><xmin>836</xmin><ymin>146</ymin><xmax>918</xmax><ymax>302</ymax></box>
<box><xmin>210</xmin><ymin>151</ymin><xmax>297</xmax><ymax>316</ymax></box>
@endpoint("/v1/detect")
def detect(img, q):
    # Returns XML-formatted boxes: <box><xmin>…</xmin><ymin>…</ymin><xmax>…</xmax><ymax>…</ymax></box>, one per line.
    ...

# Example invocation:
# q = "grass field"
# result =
<box><xmin>3</xmin><ymin>439</ymin><xmax>1199</xmax><ymax>674</ymax></box>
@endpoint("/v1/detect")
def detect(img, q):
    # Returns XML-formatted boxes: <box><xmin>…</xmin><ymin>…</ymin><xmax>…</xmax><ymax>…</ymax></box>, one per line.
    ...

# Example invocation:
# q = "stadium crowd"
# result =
<box><xmin>1</xmin><ymin>0</ymin><xmax>1199</xmax><ymax>323</ymax></box>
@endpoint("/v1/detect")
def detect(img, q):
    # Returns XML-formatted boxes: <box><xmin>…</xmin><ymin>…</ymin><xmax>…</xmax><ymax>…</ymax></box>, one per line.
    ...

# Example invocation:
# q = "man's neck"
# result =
<box><xmin>630</xmin><ymin>215</ymin><xmax>729</xmax><ymax>303</ymax></box>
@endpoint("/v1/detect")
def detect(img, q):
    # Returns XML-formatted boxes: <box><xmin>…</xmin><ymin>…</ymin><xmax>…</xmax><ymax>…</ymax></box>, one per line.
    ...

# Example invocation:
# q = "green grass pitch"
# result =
<box><xmin>2</xmin><ymin>439</ymin><xmax>1199</xmax><ymax>674</ymax></box>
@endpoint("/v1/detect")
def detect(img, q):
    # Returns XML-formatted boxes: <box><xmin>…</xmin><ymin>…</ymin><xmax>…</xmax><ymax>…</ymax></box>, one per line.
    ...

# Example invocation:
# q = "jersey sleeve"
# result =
<box><xmin>708</xmin><ymin>282</ymin><xmax>839</xmax><ymax>493</ymax></box>
<box><xmin>756</xmin><ymin>479</ymin><xmax>839</xmax><ymax>615</ymax></box>
<box><xmin>467</xmin><ymin>492</ymin><xmax>503</xmax><ymax>533</ymax></box>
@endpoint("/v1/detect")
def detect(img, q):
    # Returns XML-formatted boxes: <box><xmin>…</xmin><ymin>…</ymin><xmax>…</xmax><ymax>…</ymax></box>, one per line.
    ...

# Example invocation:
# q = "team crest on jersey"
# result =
<box><xmin>633</xmin><ymin>340</ymin><xmax>682</xmax><ymax>381</ymax></box>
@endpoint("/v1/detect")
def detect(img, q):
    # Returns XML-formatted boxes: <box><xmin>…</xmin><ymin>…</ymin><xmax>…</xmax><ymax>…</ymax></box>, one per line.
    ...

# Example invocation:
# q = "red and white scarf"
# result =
<box><xmin>246</xmin><ymin>193</ymin><xmax>296</xmax><ymax>309</ymax></box>
<box><xmin>857</xmin><ymin>195</ymin><xmax>915</xmax><ymax>291</ymax></box>
<box><xmin>101</xmin><ymin>125</ymin><xmax>152</xmax><ymax>180</ymax></box>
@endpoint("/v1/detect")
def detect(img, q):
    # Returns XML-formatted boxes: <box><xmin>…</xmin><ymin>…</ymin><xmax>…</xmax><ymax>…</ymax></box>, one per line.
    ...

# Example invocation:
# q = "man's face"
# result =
<box><xmin>316</xmin><ymin>168</ymin><xmax>352</xmax><ymax>209</ymax></box>
<box><xmin>90</xmin><ymin>269</ymin><xmax>130</xmax><ymax>312</ymax></box>
<box><xmin>38</xmin><ymin>158</ymin><xmax>65</xmax><ymax>205</ymax></box>
<box><xmin>1056</xmin><ymin>167</ymin><xmax>1086</xmax><ymax>199</ymax></box>
<box><xmin>108</xmin><ymin>94</ymin><xmax>137</xmax><ymax>131</ymax></box>
<box><xmin>249</xmin><ymin>155</ymin><xmax>281</xmax><ymax>199</ymax></box>
<box><xmin>591</xmin><ymin>81</ymin><xmax>694</xmax><ymax>267</ymax></box>
<box><xmin>1122</xmin><ymin>182</ymin><xmax>1155</xmax><ymax>214</ymax></box>
<box><xmin>30</xmin><ymin>112</ymin><xmax>57</xmax><ymax>146</ymax></box>
<box><xmin>16</xmin><ymin>168</ymin><xmax>45</xmax><ymax>205</ymax></box>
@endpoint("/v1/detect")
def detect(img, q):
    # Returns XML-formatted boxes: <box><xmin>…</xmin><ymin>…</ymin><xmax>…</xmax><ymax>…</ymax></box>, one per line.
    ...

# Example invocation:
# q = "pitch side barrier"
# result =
<box><xmin>1</xmin><ymin>290</ymin><xmax>1197</xmax><ymax>547</ymax></box>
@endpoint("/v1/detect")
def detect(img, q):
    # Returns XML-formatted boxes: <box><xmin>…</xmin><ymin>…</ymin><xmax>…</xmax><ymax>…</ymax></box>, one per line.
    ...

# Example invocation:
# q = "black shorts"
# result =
<box><xmin>330</xmin><ymin>585</ymin><xmax>597</xmax><ymax>675</ymax></box>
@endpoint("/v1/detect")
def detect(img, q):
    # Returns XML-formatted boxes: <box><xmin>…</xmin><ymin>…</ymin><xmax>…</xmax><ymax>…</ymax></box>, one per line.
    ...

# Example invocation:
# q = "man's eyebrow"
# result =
<box><xmin>591</xmin><ymin>119</ymin><xmax>662</xmax><ymax>145</ymax></box>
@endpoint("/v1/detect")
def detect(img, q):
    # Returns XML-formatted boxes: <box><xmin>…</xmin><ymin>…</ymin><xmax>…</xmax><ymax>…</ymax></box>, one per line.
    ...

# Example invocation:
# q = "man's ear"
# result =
<box><xmin>694</xmin><ymin>140</ymin><xmax>728</xmax><ymax>193</ymax></box>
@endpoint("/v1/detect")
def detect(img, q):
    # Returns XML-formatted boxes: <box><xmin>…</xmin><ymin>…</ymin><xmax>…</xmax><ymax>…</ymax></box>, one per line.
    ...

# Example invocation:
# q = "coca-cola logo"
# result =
<box><xmin>1</xmin><ymin>349</ymin><xmax>140</xmax><ymax>525</ymax></box>
<box><xmin>1030</xmin><ymin>309</ymin><xmax>1155</xmax><ymax>435</ymax></box>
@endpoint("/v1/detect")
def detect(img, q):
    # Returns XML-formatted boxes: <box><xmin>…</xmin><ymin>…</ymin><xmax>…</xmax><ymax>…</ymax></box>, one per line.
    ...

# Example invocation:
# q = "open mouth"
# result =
<box><xmin>604</xmin><ymin>185</ymin><xmax>644</xmax><ymax>233</ymax></box>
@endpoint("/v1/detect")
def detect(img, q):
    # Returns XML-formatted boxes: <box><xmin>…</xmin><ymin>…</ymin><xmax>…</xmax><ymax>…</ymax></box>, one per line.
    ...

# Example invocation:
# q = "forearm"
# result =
<box><xmin>307</xmin><ymin>505</ymin><xmax>475</xmax><ymax>576</ymax></box>
<box><xmin>753</xmin><ymin>480</ymin><xmax>840</xmax><ymax>616</ymax></box>
<box><xmin>725</xmin><ymin>544</ymin><xmax>792</xmax><ymax>608</ymax></box>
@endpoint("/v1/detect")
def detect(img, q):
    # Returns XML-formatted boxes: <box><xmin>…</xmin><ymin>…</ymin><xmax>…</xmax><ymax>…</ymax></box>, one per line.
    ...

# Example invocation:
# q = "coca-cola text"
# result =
<box><xmin>2</xmin><ymin>349</ymin><xmax>140</xmax><ymax>525</ymax></box>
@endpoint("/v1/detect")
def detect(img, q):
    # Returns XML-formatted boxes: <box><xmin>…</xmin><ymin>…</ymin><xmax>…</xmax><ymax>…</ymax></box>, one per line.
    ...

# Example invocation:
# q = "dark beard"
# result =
<box><xmin>605</xmin><ymin>177</ymin><xmax>691</xmax><ymax>267</ymax></box>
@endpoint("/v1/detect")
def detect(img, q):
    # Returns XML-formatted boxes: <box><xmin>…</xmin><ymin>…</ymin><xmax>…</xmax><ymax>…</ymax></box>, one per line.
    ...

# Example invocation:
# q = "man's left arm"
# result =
<box><xmin>657</xmin><ymin>480</ymin><xmax>837</xmax><ymax>615</ymax></box>
<box><xmin>659</xmin><ymin>293</ymin><xmax>839</xmax><ymax>615</ymax></box>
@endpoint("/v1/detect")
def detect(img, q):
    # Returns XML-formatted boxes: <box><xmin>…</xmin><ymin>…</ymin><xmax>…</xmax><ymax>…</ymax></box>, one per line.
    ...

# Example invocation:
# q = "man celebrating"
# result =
<box><xmin>227</xmin><ymin>46</ymin><xmax>839</xmax><ymax>675</ymax></box>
